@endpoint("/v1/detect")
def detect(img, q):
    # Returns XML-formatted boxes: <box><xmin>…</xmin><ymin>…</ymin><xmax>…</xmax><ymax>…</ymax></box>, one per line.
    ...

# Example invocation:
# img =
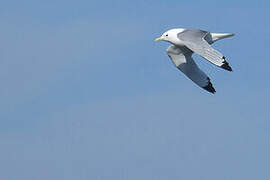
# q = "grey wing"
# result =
<box><xmin>177</xmin><ymin>29</ymin><xmax>232</xmax><ymax>71</ymax></box>
<box><xmin>167</xmin><ymin>45</ymin><xmax>216</xmax><ymax>94</ymax></box>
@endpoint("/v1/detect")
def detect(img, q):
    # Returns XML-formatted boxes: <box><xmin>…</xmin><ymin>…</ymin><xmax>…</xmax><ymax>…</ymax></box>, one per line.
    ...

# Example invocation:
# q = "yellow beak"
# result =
<box><xmin>155</xmin><ymin>37</ymin><xmax>164</xmax><ymax>42</ymax></box>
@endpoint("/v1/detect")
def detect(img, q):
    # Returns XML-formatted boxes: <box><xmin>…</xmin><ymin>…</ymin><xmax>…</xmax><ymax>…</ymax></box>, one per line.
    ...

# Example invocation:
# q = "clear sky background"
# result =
<box><xmin>0</xmin><ymin>0</ymin><xmax>270</xmax><ymax>179</ymax></box>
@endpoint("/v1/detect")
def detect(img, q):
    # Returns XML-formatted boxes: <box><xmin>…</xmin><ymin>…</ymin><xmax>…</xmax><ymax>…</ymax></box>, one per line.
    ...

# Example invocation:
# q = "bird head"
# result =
<box><xmin>155</xmin><ymin>28</ymin><xmax>184</xmax><ymax>44</ymax></box>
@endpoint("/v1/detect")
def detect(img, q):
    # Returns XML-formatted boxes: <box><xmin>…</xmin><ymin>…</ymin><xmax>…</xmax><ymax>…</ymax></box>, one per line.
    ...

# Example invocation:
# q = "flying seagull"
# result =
<box><xmin>155</xmin><ymin>28</ymin><xmax>234</xmax><ymax>94</ymax></box>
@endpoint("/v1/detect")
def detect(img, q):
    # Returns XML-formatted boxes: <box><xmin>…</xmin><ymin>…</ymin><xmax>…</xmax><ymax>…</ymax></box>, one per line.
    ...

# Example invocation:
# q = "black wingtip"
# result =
<box><xmin>203</xmin><ymin>78</ymin><xmax>216</xmax><ymax>94</ymax></box>
<box><xmin>221</xmin><ymin>57</ymin><xmax>232</xmax><ymax>72</ymax></box>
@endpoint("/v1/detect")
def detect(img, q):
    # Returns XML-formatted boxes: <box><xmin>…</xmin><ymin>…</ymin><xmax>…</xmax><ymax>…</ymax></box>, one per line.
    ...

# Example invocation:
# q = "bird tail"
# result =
<box><xmin>210</xmin><ymin>33</ymin><xmax>235</xmax><ymax>43</ymax></box>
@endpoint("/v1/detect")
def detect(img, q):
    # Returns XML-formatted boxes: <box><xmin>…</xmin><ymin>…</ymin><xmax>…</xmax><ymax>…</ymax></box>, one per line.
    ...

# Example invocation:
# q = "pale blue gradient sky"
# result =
<box><xmin>0</xmin><ymin>0</ymin><xmax>269</xmax><ymax>179</ymax></box>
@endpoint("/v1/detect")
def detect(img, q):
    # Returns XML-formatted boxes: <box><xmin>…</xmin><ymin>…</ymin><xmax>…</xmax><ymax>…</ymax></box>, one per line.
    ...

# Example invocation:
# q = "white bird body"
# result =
<box><xmin>159</xmin><ymin>28</ymin><xmax>234</xmax><ymax>46</ymax></box>
<box><xmin>155</xmin><ymin>28</ymin><xmax>234</xmax><ymax>93</ymax></box>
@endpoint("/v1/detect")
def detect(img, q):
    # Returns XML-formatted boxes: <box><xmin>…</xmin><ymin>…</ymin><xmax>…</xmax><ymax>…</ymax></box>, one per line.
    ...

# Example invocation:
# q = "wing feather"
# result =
<box><xmin>177</xmin><ymin>29</ymin><xmax>232</xmax><ymax>71</ymax></box>
<box><xmin>167</xmin><ymin>45</ymin><xmax>216</xmax><ymax>93</ymax></box>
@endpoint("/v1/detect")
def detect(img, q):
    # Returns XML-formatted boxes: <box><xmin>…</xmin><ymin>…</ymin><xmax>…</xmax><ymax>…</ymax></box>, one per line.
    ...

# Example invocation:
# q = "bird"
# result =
<box><xmin>155</xmin><ymin>28</ymin><xmax>234</xmax><ymax>94</ymax></box>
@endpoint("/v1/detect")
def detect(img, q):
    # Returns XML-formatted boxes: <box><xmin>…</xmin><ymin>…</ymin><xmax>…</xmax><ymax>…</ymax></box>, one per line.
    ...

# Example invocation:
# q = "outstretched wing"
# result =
<box><xmin>177</xmin><ymin>29</ymin><xmax>232</xmax><ymax>71</ymax></box>
<box><xmin>167</xmin><ymin>45</ymin><xmax>216</xmax><ymax>94</ymax></box>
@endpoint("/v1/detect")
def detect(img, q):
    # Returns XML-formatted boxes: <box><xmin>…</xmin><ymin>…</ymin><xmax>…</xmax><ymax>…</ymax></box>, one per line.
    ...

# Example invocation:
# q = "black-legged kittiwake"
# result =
<box><xmin>155</xmin><ymin>28</ymin><xmax>234</xmax><ymax>94</ymax></box>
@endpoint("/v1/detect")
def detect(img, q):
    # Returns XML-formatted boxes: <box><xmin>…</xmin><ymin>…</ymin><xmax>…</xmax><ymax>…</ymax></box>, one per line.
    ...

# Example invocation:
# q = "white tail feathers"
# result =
<box><xmin>210</xmin><ymin>33</ymin><xmax>235</xmax><ymax>43</ymax></box>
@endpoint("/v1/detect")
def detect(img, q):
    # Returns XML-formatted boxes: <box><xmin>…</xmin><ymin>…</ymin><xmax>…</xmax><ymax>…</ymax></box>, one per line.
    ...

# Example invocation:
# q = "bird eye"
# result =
<box><xmin>166</xmin><ymin>34</ymin><xmax>168</xmax><ymax>36</ymax></box>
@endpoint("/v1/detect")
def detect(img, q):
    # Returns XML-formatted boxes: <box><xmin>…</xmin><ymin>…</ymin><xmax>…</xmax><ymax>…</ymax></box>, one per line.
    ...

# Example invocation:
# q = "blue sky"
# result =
<box><xmin>0</xmin><ymin>0</ymin><xmax>270</xmax><ymax>179</ymax></box>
